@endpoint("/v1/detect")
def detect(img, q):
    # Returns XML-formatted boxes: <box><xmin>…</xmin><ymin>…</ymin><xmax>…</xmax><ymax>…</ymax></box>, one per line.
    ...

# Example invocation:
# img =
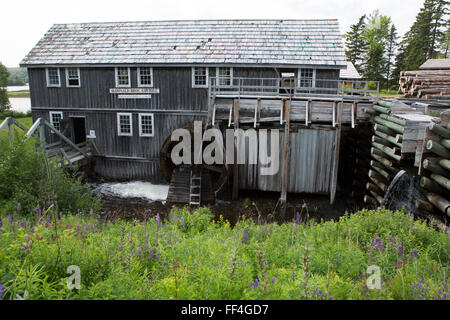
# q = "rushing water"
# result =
<box><xmin>93</xmin><ymin>181</ymin><xmax>169</xmax><ymax>202</ymax></box>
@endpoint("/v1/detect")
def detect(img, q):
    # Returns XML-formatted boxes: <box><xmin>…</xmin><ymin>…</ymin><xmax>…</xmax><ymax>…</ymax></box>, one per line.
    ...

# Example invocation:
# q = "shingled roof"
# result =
<box><xmin>419</xmin><ymin>58</ymin><xmax>450</xmax><ymax>70</ymax></box>
<box><xmin>340</xmin><ymin>61</ymin><xmax>362</xmax><ymax>79</ymax></box>
<box><xmin>20</xmin><ymin>19</ymin><xmax>346</xmax><ymax>67</ymax></box>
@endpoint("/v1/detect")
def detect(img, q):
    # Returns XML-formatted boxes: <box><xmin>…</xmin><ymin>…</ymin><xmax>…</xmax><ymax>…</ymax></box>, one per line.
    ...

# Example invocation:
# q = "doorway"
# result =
<box><xmin>71</xmin><ymin>117</ymin><xmax>86</xmax><ymax>144</ymax></box>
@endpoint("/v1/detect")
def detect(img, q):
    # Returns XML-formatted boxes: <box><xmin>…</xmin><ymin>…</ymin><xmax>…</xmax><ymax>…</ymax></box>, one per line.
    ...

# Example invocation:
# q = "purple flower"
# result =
<box><xmin>35</xmin><ymin>205</ymin><xmax>40</xmax><ymax>215</ymax></box>
<box><xmin>413</xmin><ymin>225</ymin><xmax>418</xmax><ymax>230</ymax></box>
<box><xmin>172</xmin><ymin>216</ymin><xmax>178</xmax><ymax>224</ymax></box>
<box><xmin>295</xmin><ymin>212</ymin><xmax>301</xmax><ymax>224</ymax></box>
<box><xmin>148</xmin><ymin>248</ymin><xmax>154</xmax><ymax>261</ymax></box>
<box><xmin>17</xmin><ymin>203</ymin><xmax>21</xmax><ymax>211</ymax></box>
<box><xmin>243</xmin><ymin>228</ymin><xmax>248</xmax><ymax>244</ymax></box>
<box><xmin>253</xmin><ymin>279</ymin><xmax>259</xmax><ymax>288</ymax></box>
<box><xmin>262</xmin><ymin>225</ymin><xmax>267</xmax><ymax>233</ymax></box>
<box><xmin>378</xmin><ymin>241</ymin><xmax>385</xmax><ymax>253</ymax></box>
<box><xmin>180</xmin><ymin>217</ymin><xmax>185</xmax><ymax>228</ymax></box>
<box><xmin>264</xmin><ymin>259</ymin><xmax>269</xmax><ymax>266</ymax></box>
<box><xmin>137</xmin><ymin>246</ymin><xmax>142</xmax><ymax>255</ymax></box>
<box><xmin>0</xmin><ymin>217</ymin><xmax>2</xmax><ymax>229</ymax></box>
<box><xmin>398</xmin><ymin>245</ymin><xmax>404</xmax><ymax>255</ymax></box>
<box><xmin>89</xmin><ymin>208</ymin><xmax>93</xmax><ymax>216</ymax></box>
<box><xmin>330</xmin><ymin>296</ymin><xmax>334</xmax><ymax>300</ymax></box>
<box><xmin>20</xmin><ymin>221</ymin><xmax>27</xmax><ymax>228</ymax></box>
<box><xmin>0</xmin><ymin>283</ymin><xmax>3</xmax><ymax>300</ymax></box>
<box><xmin>389</xmin><ymin>237</ymin><xmax>395</xmax><ymax>243</ymax></box>
<box><xmin>411</xmin><ymin>249</ymin><xmax>419</xmax><ymax>258</ymax></box>
<box><xmin>155</xmin><ymin>214</ymin><xmax>160</xmax><ymax>227</ymax></box>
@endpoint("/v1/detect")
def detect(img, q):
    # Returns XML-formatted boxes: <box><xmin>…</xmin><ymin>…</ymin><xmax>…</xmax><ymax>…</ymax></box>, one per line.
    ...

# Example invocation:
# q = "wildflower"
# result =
<box><xmin>248</xmin><ymin>282</ymin><xmax>251</xmax><ymax>288</ymax></box>
<box><xmin>35</xmin><ymin>205</ymin><xmax>40</xmax><ymax>215</ymax></box>
<box><xmin>17</xmin><ymin>203</ymin><xmax>21</xmax><ymax>211</ymax></box>
<box><xmin>295</xmin><ymin>212</ymin><xmax>301</xmax><ymax>224</ymax></box>
<box><xmin>253</xmin><ymin>279</ymin><xmax>259</xmax><ymax>288</ymax></box>
<box><xmin>20</xmin><ymin>221</ymin><xmax>27</xmax><ymax>228</ymax></box>
<box><xmin>0</xmin><ymin>283</ymin><xmax>3</xmax><ymax>300</ymax></box>
<box><xmin>264</xmin><ymin>259</ymin><xmax>269</xmax><ymax>266</ymax></box>
<box><xmin>173</xmin><ymin>216</ymin><xmax>178</xmax><ymax>224</ymax></box>
<box><xmin>148</xmin><ymin>248</ymin><xmax>154</xmax><ymax>261</ymax></box>
<box><xmin>180</xmin><ymin>217</ymin><xmax>185</xmax><ymax>228</ymax></box>
<box><xmin>438</xmin><ymin>289</ymin><xmax>442</xmax><ymax>295</ymax></box>
<box><xmin>243</xmin><ymin>228</ymin><xmax>248</xmax><ymax>244</ymax></box>
<box><xmin>413</xmin><ymin>225</ymin><xmax>418</xmax><ymax>230</ymax></box>
<box><xmin>389</xmin><ymin>237</ymin><xmax>395</xmax><ymax>243</ymax></box>
<box><xmin>397</xmin><ymin>245</ymin><xmax>404</xmax><ymax>255</ymax></box>
<box><xmin>155</xmin><ymin>213</ymin><xmax>160</xmax><ymax>227</ymax></box>
<box><xmin>377</xmin><ymin>241</ymin><xmax>385</xmax><ymax>253</ymax></box>
<box><xmin>411</xmin><ymin>249</ymin><xmax>419</xmax><ymax>258</ymax></box>
<box><xmin>137</xmin><ymin>246</ymin><xmax>142</xmax><ymax>255</ymax></box>
<box><xmin>0</xmin><ymin>217</ymin><xmax>2</xmax><ymax>229</ymax></box>
<box><xmin>262</xmin><ymin>225</ymin><xmax>267</xmax><ymax>233</ymax></box>
<box><xmin>330</xmin><ymin>296</ymin><xmax>334</xmax><ymax>300</ymax></box>
<box><xmin>89</xmin><ymin>208</ymin><xmax>93</xmax><ymax>216</ymax></box>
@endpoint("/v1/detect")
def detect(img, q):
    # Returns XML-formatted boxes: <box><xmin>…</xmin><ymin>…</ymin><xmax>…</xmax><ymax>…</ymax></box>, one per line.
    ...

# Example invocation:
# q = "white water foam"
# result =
<box><xmin>94</xmin><ymin>181</ymin><xmax>169</xmax><ymax>202</ymax></box>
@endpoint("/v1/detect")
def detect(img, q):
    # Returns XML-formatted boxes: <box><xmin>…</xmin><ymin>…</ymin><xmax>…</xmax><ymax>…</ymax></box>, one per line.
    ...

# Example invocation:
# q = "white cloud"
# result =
<box><xmin>0</xmin><ymin>0</ymin><xmax>423</xmax><ymax>67</ymax></box>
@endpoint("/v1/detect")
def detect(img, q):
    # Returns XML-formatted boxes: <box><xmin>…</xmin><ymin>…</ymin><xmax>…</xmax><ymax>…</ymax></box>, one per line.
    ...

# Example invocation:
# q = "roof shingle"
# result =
<box><xmin>21</xmin><ymin>19</ymin><xmax>346</xmax><ymax>67</ymax></box>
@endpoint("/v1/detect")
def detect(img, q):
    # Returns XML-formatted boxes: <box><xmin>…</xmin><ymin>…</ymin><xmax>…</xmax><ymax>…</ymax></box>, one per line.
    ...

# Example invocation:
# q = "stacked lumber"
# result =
<box><xmin>398</xmin><ymin>70</ymin><xmax>450</xmax><ymax>99</ymax></box>
<box><xmin>419</xmin><ymin>110</ymin><xmax>450</xmax><ymax>217</ymax></box>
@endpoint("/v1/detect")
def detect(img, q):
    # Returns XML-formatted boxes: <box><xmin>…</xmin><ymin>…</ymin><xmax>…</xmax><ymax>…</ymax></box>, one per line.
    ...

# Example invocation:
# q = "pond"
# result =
<box><xmin>9</xmin><ymin>97</ymin><xmax>31</xmax><ymax>113</ymax></box>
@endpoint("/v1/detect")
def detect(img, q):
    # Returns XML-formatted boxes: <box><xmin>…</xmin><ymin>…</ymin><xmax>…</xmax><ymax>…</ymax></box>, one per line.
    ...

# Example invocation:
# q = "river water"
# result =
<box><xmin>7</xmin><ymin>86</ymin><xmax>31</xmax><ymax>113</ymax></box>
<box><xmin>93</xmin><ymin>181</ymin><xmax>169</xmax><ymax>202</ymax></box>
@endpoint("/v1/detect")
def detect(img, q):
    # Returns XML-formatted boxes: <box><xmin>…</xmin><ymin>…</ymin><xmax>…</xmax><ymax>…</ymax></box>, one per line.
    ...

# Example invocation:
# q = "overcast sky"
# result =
<box><xmin>1</xmin><ymin>0</ymin><xmax>424</xmax><ymax>67</ymax></box>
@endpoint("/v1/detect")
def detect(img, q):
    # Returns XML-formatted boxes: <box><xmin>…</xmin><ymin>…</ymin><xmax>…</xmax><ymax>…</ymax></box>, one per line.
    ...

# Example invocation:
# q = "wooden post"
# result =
<box><xmin>7</xmin><ymin>117</ymin><xmax>13</xmax><ymax>146</ymax></box>
<box><xmin>232</xmin><ymin>99</ymin><xmax>239</xmax><ymax>201</ymax></box>
<box><xmin>39</xmin><ymin>118</ymin><xmax>46</xmax><ymax>146</ymax></box>
<box><xmin>330</xmin><ymin>101</ymin><xmax>342</xmax><ymax>205</ymax></box>
<box><xmin>281</xmin><ymin>100</ymin><xmax>291</xmax><ymax>204</ymax></box>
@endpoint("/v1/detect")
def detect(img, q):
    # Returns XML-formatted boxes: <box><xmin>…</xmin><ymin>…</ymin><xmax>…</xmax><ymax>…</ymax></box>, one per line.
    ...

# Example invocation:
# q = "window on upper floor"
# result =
<box><xmin>115</xmin><ymin>67</ymin><xmax>131</xmax><ymax>87</ymax></box>
<box><xmin>49</xmin><ymin>111</ymin><xmax>63</xmax><ymax>132</ymax></box>
<box><xmin>139</xmin><ymin>113</ymin><xmax>154</xmax><ymax>137</ymax></box>
<box><xmin>138</xmin><ymin>67</ymin><xmax>153</xmax><ymax>87</ymax></box>
<box><xmin>66</xmin><ymin>68</ymin><xmax>81</xmax><ymax>87</ymax></box>
<box><xmin>117</xmin><ymin>113</ymin><xmax>133</xmax><ymax>136</ymax></box>
<box><xmin>46</xmin><ymin>68</ymin><xmax>61</xmax><ymax>87</ymax></box>
<box><xmin>192</xmin><ymin>67</ymin><xmax>209</xmax><ymax>88</ymax></box>
<box><xmin>216</xmin><ymin>67</ymin><xmax>233</xmax><ymax>87</ymax></box>
<box><xmin>298</xmin><ymin>68</ymin><xmax>316</xmax><ymax>88</ymax></box>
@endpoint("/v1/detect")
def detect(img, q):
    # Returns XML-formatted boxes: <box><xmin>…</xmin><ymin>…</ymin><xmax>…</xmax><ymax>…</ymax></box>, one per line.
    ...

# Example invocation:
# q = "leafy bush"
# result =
<box><xmin>0</xmin><ymin>137</ymin><xmax>100</xmax><ymax>215</ymax></box>
<box><xmin>0</xmin><ymin>207</ymin><xmax>448</xmax><ymax>300</ymax></box>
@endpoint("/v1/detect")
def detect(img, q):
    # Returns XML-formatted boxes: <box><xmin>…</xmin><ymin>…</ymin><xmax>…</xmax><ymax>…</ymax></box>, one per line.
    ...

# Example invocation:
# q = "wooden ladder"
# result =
<box><xmin>189</xmin><ymin>168</ymin><xmax>202</xmax><ymax>206</ymax></box>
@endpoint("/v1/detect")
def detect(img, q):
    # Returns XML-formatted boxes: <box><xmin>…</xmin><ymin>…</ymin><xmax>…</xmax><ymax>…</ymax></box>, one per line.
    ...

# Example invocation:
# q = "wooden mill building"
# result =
<box><xmin>21</xmin><ymin>19</ymin><xmax>377</xmax><ymax>204</ymax></box>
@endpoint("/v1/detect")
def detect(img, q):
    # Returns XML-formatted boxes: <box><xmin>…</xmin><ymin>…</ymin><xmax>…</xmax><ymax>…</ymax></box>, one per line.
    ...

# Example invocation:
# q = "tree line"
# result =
<box><xmin>344</xmin><ymin>0</ymin><xmax>449</xmax><ymax>90</ymax></box>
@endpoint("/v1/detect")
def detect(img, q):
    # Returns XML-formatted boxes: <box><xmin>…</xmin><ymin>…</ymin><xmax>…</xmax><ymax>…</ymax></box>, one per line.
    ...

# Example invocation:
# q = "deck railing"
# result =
<box><xmin>210</xmin><ymin>77</ymin><xmax>379</xmax><ymax>99</ymax></box>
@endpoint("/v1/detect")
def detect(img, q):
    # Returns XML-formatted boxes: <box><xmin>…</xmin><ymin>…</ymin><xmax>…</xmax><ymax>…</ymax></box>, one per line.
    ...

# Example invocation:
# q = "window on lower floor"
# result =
<box><xmin>66</xmin><ymin>68</ymin><xmax>81</xmax><ymax>87</ymax></box>
<box><xmin>46</xmin><ymin>68</ymin><xmax>61</xmax><ymax>87</ymax></box>
<box><xmin>139</xmin><ymin>113</ymin><xmax>154</xmax><ymax>137</ymax></box>
<box><xmin>49</xmin><ymin>111</ymin><xmax>63</xmax><ymax>132</ymax></box>
<box><xmin>192</xmin><ymin>67</ymin><xmax>209</xmax><ymax>88</ymax></box>
<box><xmin>117</xmin><ymin>113</ymin><xmax>133</xmax><ymax>136</ymax></box>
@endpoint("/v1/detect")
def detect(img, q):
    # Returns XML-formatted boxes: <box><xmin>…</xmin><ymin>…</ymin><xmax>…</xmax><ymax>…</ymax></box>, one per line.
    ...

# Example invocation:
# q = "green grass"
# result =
<box><xmin>0</xmin><ymin>117</ymin><xmax>32</xmax><ymax>141</ymax></box>
<box><xmin>0</xmin><ymin>206</ymin><xmax>448</xmax><ymax>300</ymax></box>
<box><xmin>7</xmin><ymin>90</ymin><xmax>30</xmax><ymax>98</ymax></box>
<box><xmin>379</xmin><ymin>89</ymin><xmax>403</xmax><ymax>98</ymax></box>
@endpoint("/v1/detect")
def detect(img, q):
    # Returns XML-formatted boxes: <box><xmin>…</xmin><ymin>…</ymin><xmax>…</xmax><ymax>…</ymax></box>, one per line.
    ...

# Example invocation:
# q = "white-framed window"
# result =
<box><xmin>298</xmin><ymin>68</ymin><xmax>316</xmax><ymax>88</ymax></box>
<box><xmin>115</xmin><ymin>67</ymin><xmax>131</xmax><ymax>87</ymax></box>
<box><xmin>138</xmin><ymin>113</ymin><xmax>154</xmax><ymax>137</ymax></box>
<box><xmin>49</xmin><ymin>111</ymin><xmax>63</xmax><ymax>132</ymax></box>
<box><xmin>138</xmin><ymin>67</ymin><xmax>153</xmax><ymax>87</ymax></box>
<box><xmin>192</xmin><ymin>67</ymin><xmax>209</xmax><ymax>88</ymax></box>
<box><xmin>66</xmin><ymin>67</ymin><xmax>81</xmax><ymax>87</ymax></box>
<box><xmin>117</xmin><ymin>113</ymin><xmax>133</xmax><ymax>136</ymax></box>
<box><xmin>216</xmin><ymin>67</ymin><xmax>233</xmax><ymax>87</ymax></box>
<box><xmin>46</xmin><ymin>68</ymin><xmax>61</xmax><ymax>87</ymax></box>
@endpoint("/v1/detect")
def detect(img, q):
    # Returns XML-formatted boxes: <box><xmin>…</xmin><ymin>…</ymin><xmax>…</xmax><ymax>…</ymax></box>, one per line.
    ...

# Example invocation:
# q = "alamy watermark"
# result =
<box><xmin>170</xmin><ymin>121</ymin><xmax>280</xmax><ymax>176</ymax></box>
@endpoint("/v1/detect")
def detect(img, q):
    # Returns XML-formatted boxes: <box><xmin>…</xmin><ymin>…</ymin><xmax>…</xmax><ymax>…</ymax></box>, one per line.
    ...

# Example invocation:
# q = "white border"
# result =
<box><xmin>66</xmin><ymin>67</ymin><xmax>81</xmax><ymax>87</ymax></box>
<box><xmin>49</xmin><ymin>111</ymin><xmax>63</xmax><ymax>133</ymax></box>
<box><xmin>46</xmin><ymin>68</ymin><xmax>61</xmax><ymax>87</ymax></box>
<box><xmin>216</xmin><ymin>67</ymin><xmax>233</xmax><ymax>87</ymax></box>
<box><xmin>115</xmin><ymin>67</ymin><xmax>131</xmax><ymax>88</ymax></box>
<box><xmin>192</xmin><ymin>67</ymin><xmax>209</xmax><ymax>88</ymax></box>
<box><xmin>117</xmin><ymin>112</ymin><xmax>133</xmax><ymax>136</ymax></box>
<box><xmin>138</xmin><ymin>113</ymin><xmax>155</xmax><ymax>137</ymax></box>
<box><xmin>137</xmin><ymin>67</ymin><xmax>153</xmax><ymax>87</ymax></box>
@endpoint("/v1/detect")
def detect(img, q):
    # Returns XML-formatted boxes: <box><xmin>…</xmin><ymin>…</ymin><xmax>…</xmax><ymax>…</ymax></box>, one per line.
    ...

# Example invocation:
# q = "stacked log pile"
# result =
<box><xmin>419</xmin><ymin>111</ymin><xmax>450</xmax><ymax>217</ymax></box>
<box><xmin>363</xmin><ymin>100</ymin><xmax>403</xmax><ymax>206</ymax></box>
<box><xmin>398</xmin><ymin>70</ymin><xmax>450</xmax><ymax>99</ymax></box>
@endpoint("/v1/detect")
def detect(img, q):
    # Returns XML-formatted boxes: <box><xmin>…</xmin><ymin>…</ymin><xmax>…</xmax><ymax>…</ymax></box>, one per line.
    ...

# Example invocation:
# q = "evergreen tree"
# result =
<box><xmin>344</xmin><ymin>15</ymin><xmax>367</xmax><ymax>73</ymax></box>
<box><xmin>386</xmin><ymin>25</ymin><xmax>399</xmax><ymax>90</ymax></box>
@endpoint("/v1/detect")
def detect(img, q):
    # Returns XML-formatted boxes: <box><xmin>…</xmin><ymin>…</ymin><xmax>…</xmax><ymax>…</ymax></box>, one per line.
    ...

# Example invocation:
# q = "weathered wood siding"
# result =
<box><xmin>238</xmin><ymin>128</ymin><xmax>336</xmax><ymax>193</ymax></box>
<box><xmin>29</xmin><ymin>66</ymin><xmax>340</xmax><ymax>181</ymax></box>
